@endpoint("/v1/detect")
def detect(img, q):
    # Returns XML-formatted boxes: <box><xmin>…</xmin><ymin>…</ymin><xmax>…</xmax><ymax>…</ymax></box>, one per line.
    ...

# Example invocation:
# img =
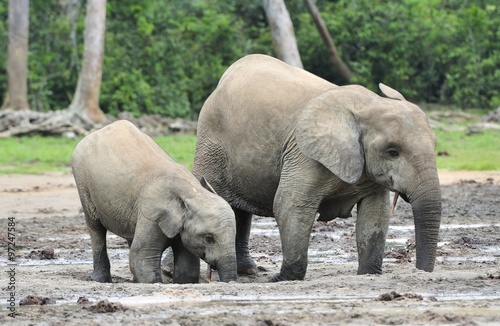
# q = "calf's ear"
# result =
<box><xmin>157</xmin><ymin>199</ymin><xmax>185</xmax><ymax>239</ymax></box>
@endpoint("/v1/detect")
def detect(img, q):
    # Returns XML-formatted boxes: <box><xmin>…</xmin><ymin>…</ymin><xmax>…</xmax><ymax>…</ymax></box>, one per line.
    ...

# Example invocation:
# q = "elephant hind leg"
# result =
<box><xmin>88</xmin><ymin>222</ymin><xmax>112</xmax><ymax>283</ymax></box>
<box><xmin>234</xmin><ymin>208</ymin><xmax>257</xmax><ymax>275</ymax></box>
<box><xmin>80</xmin><ymin>188</ymin><xmax>112</xmax><ymax>282</ymax></box>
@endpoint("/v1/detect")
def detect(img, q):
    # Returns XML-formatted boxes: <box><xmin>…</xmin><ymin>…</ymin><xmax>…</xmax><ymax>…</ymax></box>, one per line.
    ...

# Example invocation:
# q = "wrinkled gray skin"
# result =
<box><xmin>72</xmin><ymin>120</ymin><xmax>237</xmax><ymax>284</ymax></box>
<box><xmin>193</xmin><ymin>54</ymin><xmax>441</xmax><ymax>282</ymax></box>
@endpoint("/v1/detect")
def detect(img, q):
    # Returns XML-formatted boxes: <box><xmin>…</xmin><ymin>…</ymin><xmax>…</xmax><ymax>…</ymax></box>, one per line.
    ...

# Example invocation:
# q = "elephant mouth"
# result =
<box><xmin>391</xmin><ymin>192</ymin><xmax>410</xmax><ymax>213</ymax></box>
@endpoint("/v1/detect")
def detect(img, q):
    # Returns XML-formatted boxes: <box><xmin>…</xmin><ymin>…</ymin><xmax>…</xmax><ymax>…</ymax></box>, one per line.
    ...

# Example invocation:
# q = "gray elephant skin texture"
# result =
<box><xmin>72</xmin><ymin>120</ymin><xmax>237</xmax><ymax>284</ymax></box>
<box><xmin>193</xmin><ymin>54</ymin><xmax>441</xmax><ymax>282</ymax></box>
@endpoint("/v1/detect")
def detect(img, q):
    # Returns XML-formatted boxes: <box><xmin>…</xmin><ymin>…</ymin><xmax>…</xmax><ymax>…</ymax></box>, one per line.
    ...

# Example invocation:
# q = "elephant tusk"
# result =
<box><xmin>206</xmin><ymin>263</ymin><xmax>212</xmax><ymax>283</ymax></box>
<box><xmin>391</xmin><ymin>192</ymin><xmax>400</xmax><ymax>214</ymax></box>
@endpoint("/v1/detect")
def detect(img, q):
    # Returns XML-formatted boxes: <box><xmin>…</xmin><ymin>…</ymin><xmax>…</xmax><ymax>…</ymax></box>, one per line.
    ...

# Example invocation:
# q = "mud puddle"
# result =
<box><xmin>12</xmin><ymin>221</ymin><xmax>499</xmax><ymax>267</ymax></box>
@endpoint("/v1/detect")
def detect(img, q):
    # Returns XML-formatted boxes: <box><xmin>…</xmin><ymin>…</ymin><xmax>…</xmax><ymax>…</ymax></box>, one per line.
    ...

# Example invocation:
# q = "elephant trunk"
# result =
<box><xmin>408</xmin><ymin>168</ymin><xmax>442</xmax><ymax>272</ymax></box>
<box><xmin>215</xmin><ymin>254</ymin><xmax>238</xmax><ymax>282</ymax></box>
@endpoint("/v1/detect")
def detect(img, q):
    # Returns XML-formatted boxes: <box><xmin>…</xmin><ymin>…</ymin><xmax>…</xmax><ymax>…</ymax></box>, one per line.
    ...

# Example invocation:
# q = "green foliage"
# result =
<box><xmin>0</xmin><ymin>0</ymin><xmax>498</xmax><ymax>115</ymax></box>
<box><xmin>444</xmin><ymin>3</ymin><xmax>500</xmax><ymax>108</ymax></box>
<box><xmin>0</xmin><ymin>3</ymin><xmax>8</xmax><ymax>99</ymax></box>
<box><xmin>295</xmin><ymin>0</ymin><xmax>500</xmax><ymax>109</ymax></box>
<box><xmin>101</xmin><ymin>0</ymin><xmax>270</xmax><ymax>118</ymax></box>
<box><xmin>27</xmin><ymin>1</ymin><xmax>83</xmax><ymax>111</ymax></box>
<box><xmin>0</xmin><ymin>134</ymin><xmax>196</xmax><ymax>175</ymax></box>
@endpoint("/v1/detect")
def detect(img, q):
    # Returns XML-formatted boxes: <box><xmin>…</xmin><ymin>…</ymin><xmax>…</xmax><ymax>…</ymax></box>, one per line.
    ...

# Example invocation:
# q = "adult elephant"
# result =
<box><xmin>193</xmin><ymin>54</ymin><xmax>441</xmax><ymax>282</ymax></box>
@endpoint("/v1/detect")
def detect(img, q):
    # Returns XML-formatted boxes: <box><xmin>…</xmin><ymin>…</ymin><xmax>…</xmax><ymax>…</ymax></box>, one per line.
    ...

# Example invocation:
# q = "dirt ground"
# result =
<box><xmin>1</xmin><ymin>171</ymin><xmax>499</xmax><ymax>325</ymax></box>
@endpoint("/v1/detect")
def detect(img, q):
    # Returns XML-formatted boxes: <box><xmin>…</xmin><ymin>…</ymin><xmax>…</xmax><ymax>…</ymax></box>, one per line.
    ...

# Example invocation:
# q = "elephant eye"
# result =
<box><xmin>205</xmin><ymin>234</ymin><xmax>215</xmax><ymax>244</ymax></box>
<box><xmin>387</xmin><ymin>149</ymin><xmax>399</xmax><ymax>158</ymax></box>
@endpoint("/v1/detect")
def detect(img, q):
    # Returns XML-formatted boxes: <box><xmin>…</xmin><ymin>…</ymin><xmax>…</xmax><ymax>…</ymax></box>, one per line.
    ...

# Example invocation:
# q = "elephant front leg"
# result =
<box><xmin>234</xmin><ymin>208</ymin><xmax>257</xmax><ymax>275</ymax></box>
<box><xmin>356</xmin><ymin>190</ymin><xmax>390</xmax><ymax>274</ymax></box>
<box><xmin>272</xmin><ymin>189</ymin><xmax>318</xmax><ymax>281</ymax></box>
<box><xmin>129</xmin><ymin>219</ymin><xmax>168</xmax><ymax>283</ymax></box>
<box><xmin>171</xmin><ymin>240</ymin><xmax>200</xmax><ymax>284</ymax></box>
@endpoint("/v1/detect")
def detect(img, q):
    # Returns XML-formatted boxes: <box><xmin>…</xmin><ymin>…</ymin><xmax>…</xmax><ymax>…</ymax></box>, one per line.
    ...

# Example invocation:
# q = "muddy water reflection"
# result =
<box><xmin>12</xmin><ymin>221</ymin><xmax>500</xmax><ymax>267</ymax></box>
<box><xmin>112</xmin><ymin>292</ymin><xmax>500</xmax><ymax>309</ymax></box>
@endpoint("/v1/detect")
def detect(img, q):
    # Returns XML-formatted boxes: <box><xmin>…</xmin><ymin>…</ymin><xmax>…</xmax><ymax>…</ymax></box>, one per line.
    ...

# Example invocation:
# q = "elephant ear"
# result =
<box><xmin>156</xmin><ymin>199</ymin><xmax>186</xmax><ymax>239</ymax></box>
<box><xmin>379</xmin><ymin>83</ymin><xmax>406</xmax><ymax>101</ymax></box>
<box><xmin>296</xmin><ymin>98</ymin><xmax>364</xmax><ymax>184</ymax></box>
<box><xmin>199</xmin><ymin>176</ymin><xmax>218</xmax><ymax>194</ymax></box>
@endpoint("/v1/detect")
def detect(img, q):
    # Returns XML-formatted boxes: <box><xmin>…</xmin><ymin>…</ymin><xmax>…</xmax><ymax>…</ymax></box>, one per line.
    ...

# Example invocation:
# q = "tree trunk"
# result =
<box><xmin>263</xmin><ymin>0</ymin><xmax>303</xmax><ymax>69</ymax></box>
<box><xmin>2</xmin><ymin>0</ymin><xmax>30</xmax><ymax>111</ymax></box>
<box><xmin>67</xmin><ymin>0</ymin><xmax>107</xmax><ymax>124</ymax></box>
<box><xmin>304</xmin><ymin>0</ymin><xmax>354</xmax><ymax>82</ymax></box>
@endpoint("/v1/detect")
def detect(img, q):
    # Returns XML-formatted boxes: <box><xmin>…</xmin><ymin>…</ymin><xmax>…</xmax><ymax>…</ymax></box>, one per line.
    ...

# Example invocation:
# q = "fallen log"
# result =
<box><xmin>0</xmin><ymin>109</ymin><xmax>96</xmax><ymax>138</ymax></box>
<box><xmin>0</xmin><ymin>109</ymin><xmax>197</xmax><ymax>138</ymax></box>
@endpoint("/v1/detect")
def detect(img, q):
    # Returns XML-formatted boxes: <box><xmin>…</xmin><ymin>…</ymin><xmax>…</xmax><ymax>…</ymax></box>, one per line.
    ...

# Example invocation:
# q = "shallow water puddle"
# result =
<box><xmin>437</xmin><ymin>256</ymin><xmax>498</xmax><ymax>263</ymax></box>
<box><xmin>391</xmin><ymin>223</ymin><xmax>499</xmax><ymax>231</ymax></box>
<box><xmin>12</xmin><ymin>248</ymin><xmax>129</xmax><ymax>266</ymax></box>
<box><xmin>8</xmin><ymin>222</ymin><xmax>498</xmax><ymax>268</ymax></box>
<box><xmin>112</xmin><ymin>292</ymin><xmax>500</xmax><ymax>308</ymax></box>
<box><xmin>5</xmin><ymin>290</ymin><xmax>500</xmax><ymax>311</ymax></box>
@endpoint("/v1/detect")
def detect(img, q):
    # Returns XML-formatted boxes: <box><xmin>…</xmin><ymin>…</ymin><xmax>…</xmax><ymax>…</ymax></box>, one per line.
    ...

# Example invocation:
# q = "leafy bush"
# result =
<box><xmin>0</xmin><ymin>5</ymin><xmax>6</xmax><ymax>100</ymax></box>
<box><xmin>295</xmin><ymin>0</ymin><xmax>500</xmax><ymax>108</ymax></box>
<box><xmin>0</xmin><ymin>0</ymin><xmax>498</xmax><ymax>117</ymax></box>
<box><xmin>100</xmin><ymin>0</ymin><xmax>270</xmax><ymax>118</ymax></box>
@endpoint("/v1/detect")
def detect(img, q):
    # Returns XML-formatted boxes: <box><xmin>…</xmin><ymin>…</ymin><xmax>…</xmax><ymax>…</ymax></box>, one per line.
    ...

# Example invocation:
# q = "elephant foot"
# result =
<box><xmin>269</xmin><ymin>273</ymin><xmax>284</xmax><ymax>282</ymax></box>
<box><xmin>356</xmin><ymin>256</ymin><xmax>383</xmax><ymax>275</ymax></box>
<box><xmin>357</xmin><ymin>267</ymin><xmax>383</xmax><ymax>275</ymax></box>
<box><xmin>269</xmin><ymin>261</ymin><xmax>307</xmax><ymax>282</ymax></box>
<box><xmin>237</xmin><ymin>258</ymin><xmax>257</xmax><ymax>275</ymax></box>
<box><xmin>173</xmin><ymin>274</ymin><xmax>199</xmax><ymax>284</ymax></box>
<box><xmin>268</xmin><ymin>272</ymin><xmax>305</xmax><ymax>282</ymax></box>
<box><xmin>91</xmin><ymin>271</ymin><xmax>112</xmax><ymax>283</ymax></box>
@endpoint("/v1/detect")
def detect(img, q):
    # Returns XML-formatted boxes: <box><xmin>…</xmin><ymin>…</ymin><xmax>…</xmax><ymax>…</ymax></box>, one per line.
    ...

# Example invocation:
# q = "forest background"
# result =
<box><xmin>0</xmin><ymin>0</ymin><xmax>499</xmax><ymax>120</ymax></box>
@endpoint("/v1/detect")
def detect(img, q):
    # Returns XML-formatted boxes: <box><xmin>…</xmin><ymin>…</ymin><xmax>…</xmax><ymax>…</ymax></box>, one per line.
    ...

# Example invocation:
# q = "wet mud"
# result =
<box><xmin>0</xmin><ymin>173</ymin><xmax>499</xmax><ymax>325</ymax></box>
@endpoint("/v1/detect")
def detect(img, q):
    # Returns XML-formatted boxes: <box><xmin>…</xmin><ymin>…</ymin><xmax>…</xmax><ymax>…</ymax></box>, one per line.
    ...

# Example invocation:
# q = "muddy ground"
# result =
<box><xmin>0</xmin><ymin>171</ymin><xmax>499</xmax><ymax>325</ymax></box>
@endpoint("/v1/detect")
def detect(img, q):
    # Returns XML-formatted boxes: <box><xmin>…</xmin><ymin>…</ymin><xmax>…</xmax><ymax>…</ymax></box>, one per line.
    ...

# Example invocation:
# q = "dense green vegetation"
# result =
<box><xmin>0</xmin><ymin>129</ymin><xmax>498</xmax><ymax>174</ymax></box>
<box><xmin>0</xmin><ymin>0</ymin><xmax>498</xmax><ymax>118</ymax></box>
<box><xmin>298</xmin><ymin>0</ymin><xmax>500</xmax><ymax>109</ymax></box>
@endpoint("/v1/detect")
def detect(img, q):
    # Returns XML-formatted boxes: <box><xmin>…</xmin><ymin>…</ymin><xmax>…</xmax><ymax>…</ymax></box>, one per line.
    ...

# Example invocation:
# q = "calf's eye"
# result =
<box><xmin>205</xmin><ymin>234</ymin><xmax>215</xmax><ymax>244</ymax></box>
<box><xmin>388</xmin><ymin>149</ymin><xmax>399</xmax><ymax>158</ymax></box>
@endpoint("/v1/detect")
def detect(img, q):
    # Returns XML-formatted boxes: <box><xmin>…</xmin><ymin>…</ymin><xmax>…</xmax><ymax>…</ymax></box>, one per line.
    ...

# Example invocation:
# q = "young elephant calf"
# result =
<box><xmin>72</xmin><ymin>120</ymin><xmax>237</xmax><ymax>283</ymax></box>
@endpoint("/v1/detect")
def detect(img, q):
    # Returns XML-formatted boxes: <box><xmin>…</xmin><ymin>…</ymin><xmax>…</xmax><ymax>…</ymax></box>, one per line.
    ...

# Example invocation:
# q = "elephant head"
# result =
<box><xmin>157</xmin><ymin>177</ymin><xmax>238</xmax><ymax>282</ymax></box>
<box><xmin>296</xmin><ymin>83</ymin><xmax>441</xmax><ymax>272</ymax></box>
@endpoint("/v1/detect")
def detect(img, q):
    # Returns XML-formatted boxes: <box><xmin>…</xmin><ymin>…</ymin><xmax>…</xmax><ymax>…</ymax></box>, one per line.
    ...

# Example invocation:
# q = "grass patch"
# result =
<box><xmin>152</xmin><ymin>134</ymin><xmax>196</xmax><ymax>170</ymax></box>
<box><xmin>0</xmin><ymin>129</ymin><xmax>498</xmax><ymax>174</ymax></box>
<box><xmin>0</xmin><ymin>134</ymin><xmax>197</xmax><ymax>174</ymax></box>
<box><xmin>0</xmin><ymin>136</ymin><xmax>79</xmax><ymax>174</ymax></box>
<box><xmin>435</xmin><ymin>130</ymin><xmax>500</xmax><ymax>170</ymax></box>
